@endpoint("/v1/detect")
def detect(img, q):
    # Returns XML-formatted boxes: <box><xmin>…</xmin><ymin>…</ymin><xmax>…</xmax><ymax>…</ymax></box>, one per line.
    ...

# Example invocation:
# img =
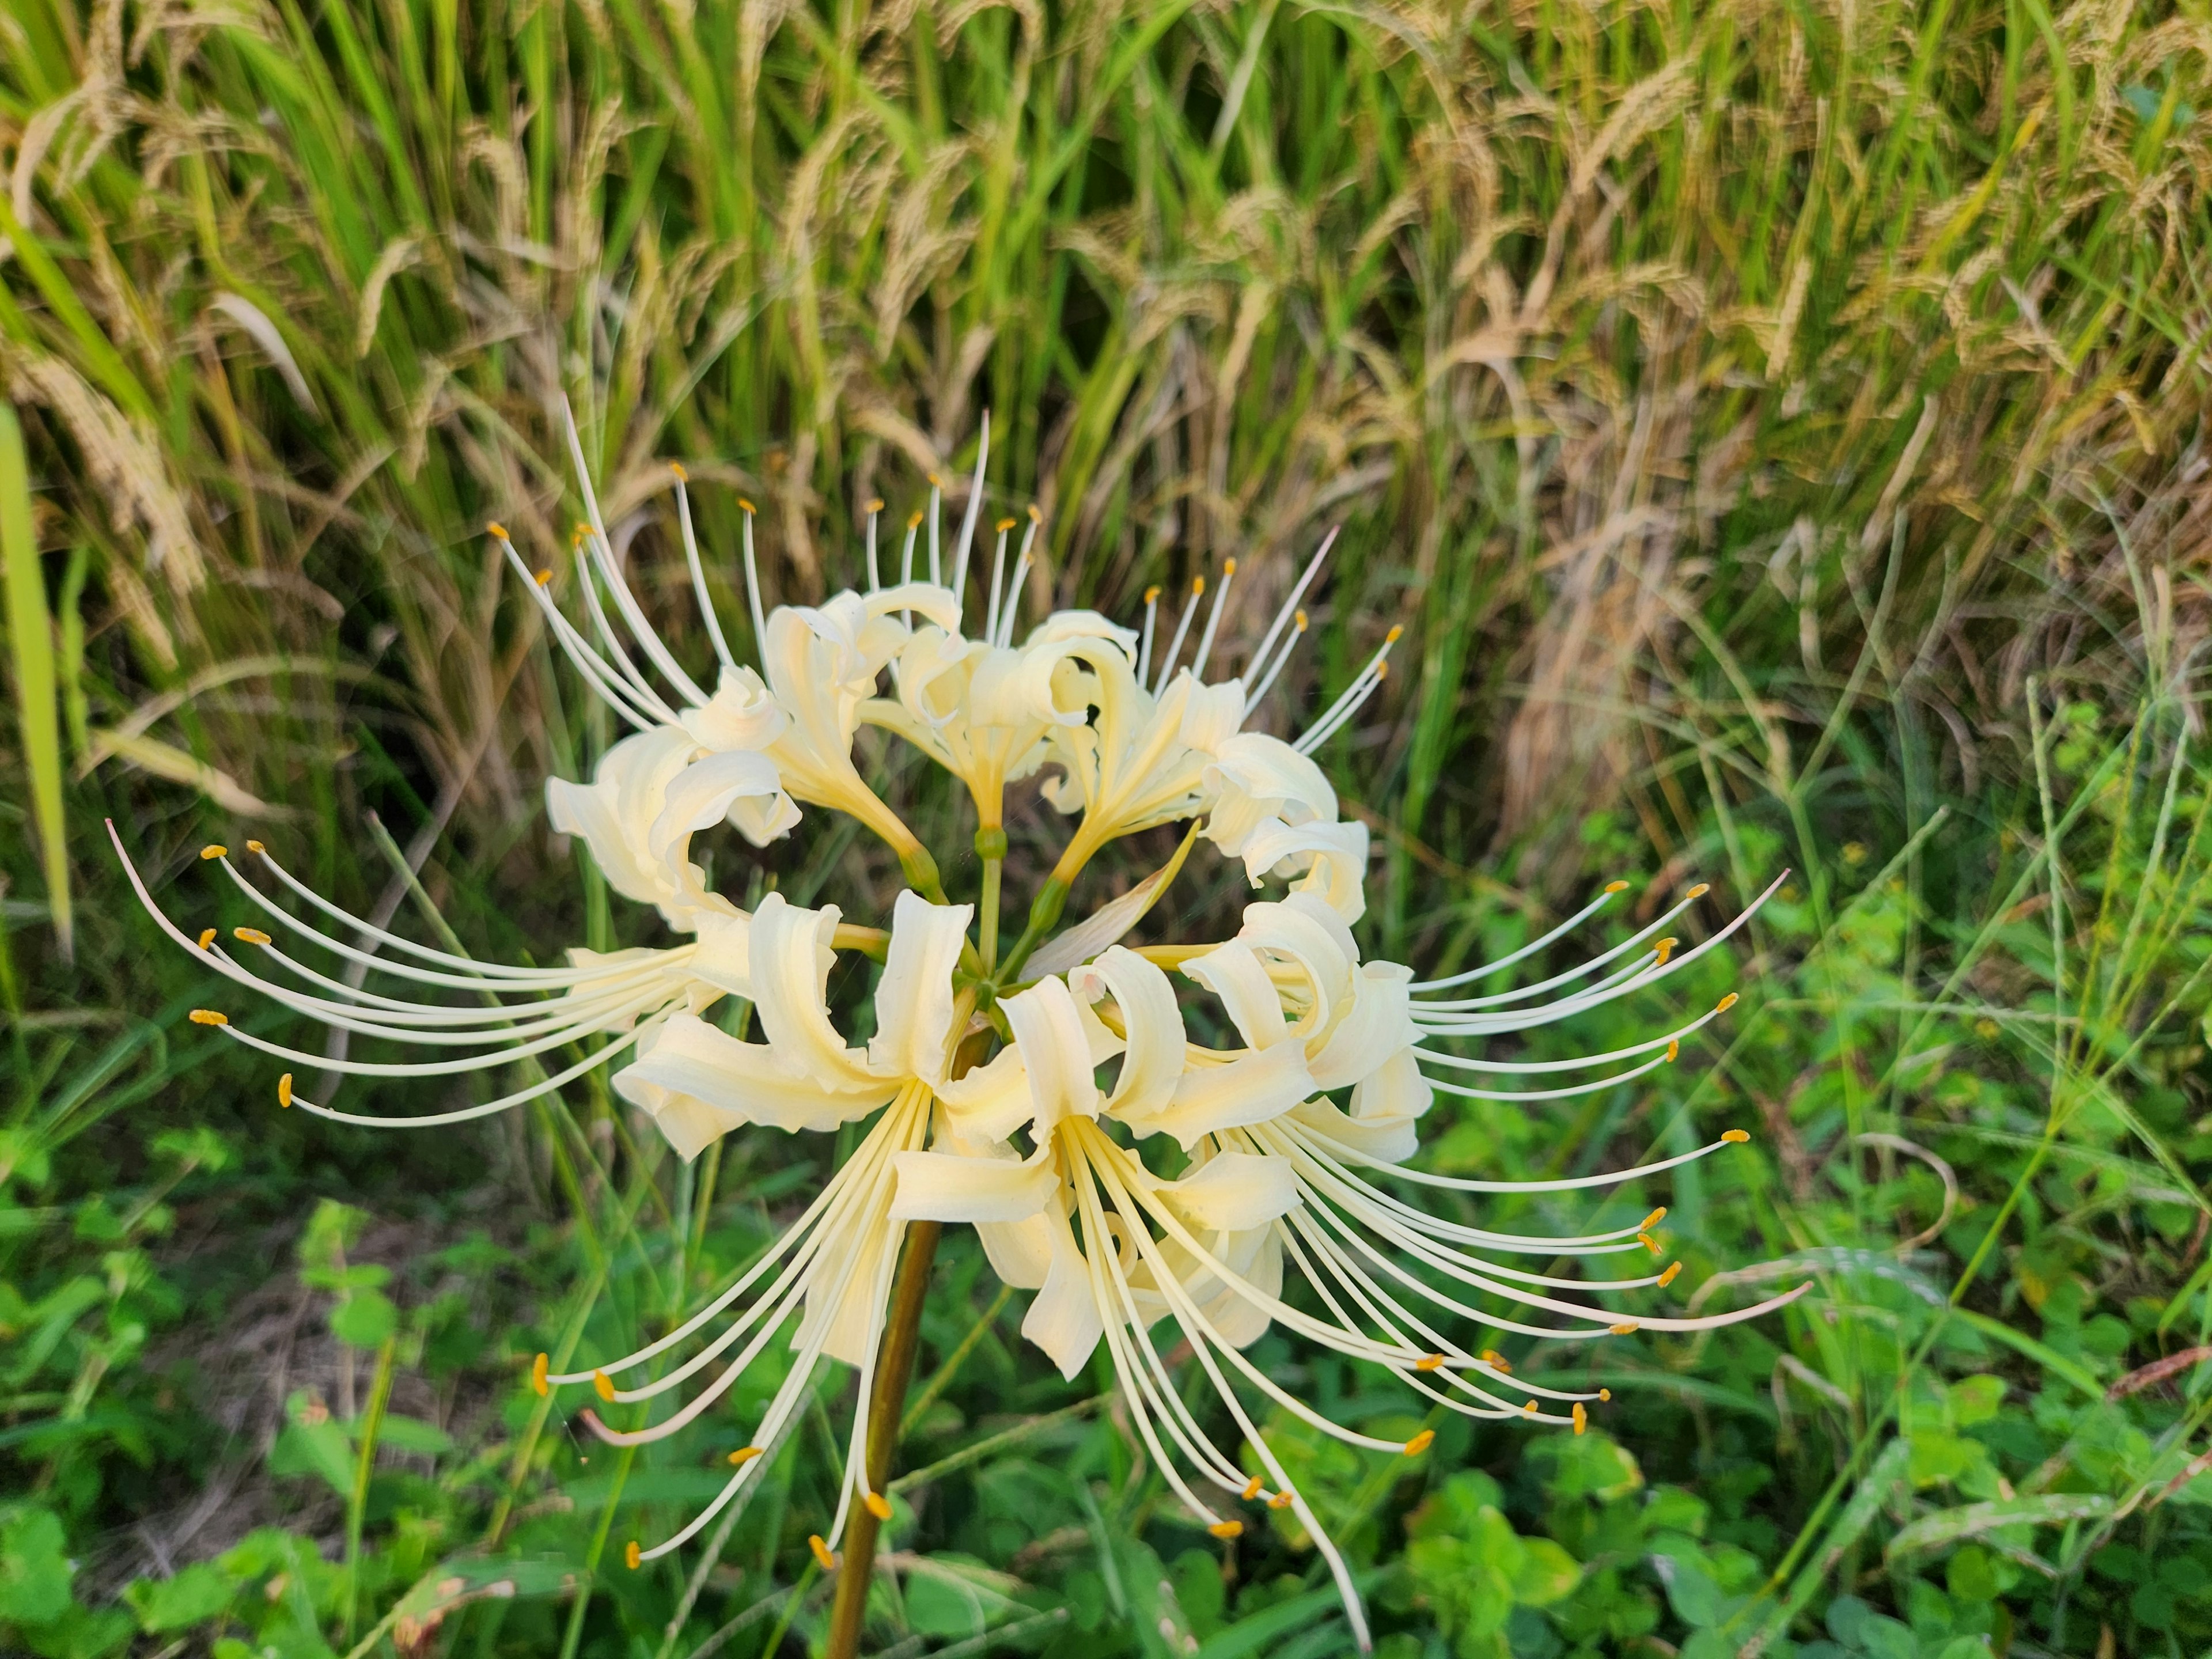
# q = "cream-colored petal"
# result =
<box><xmin>1238</xmin><ymin>817</ymin><xmax>1371</xmax><ymax>922</ymax></box>
<box><xmin>1140</xmin><ymin>1038</ymin><xmax>1315</xmax><ymax>1149</ymax></box>
<box><xmin>1310</xmin><ymin>963</ymin><xmax>1418</xmax><ymax>1091</ymax></box>
<box><xmin>618</xmin><ymin>1011</ymin><xmax>895</xmax><ymax>1136</ymax></box>
<box><xmin>689</xmin><ymin>911</ymin><xmax>752</xmax><ymax>999</ymax></box>
<box><xmin>1181</xmin><ymin>940</ymin><xmax>1291</xmax><ymax>1050</ymax></box>
<box><xmin>746</xmin><ymin>893</ymin><xmax>878</xmax><ymax>1088</ymax></box>
<box><xmin>889</xmin><ymin>1146</ymin><xmax>1057</xmax><ymax>1222</ymax></box>
<box><xmin>679</xmin><ymin>664</ymin><xmax>789</xmax><ymax>752</ymax></box>
<box><xmin>1350</xmin><ymin>1044</ymin><xmax>1433</xmax><ymax>1127</ymax></box>
<box><xmin>934</xmin><ymin>1045</ymin><xmax>1035</xmax><ymax>1143</ymax></box>
<box><xmin>1001</xmin><ymin>976</ymin><xmax>1105</xmax><ymax>1130</ymax></box>
<box><xmin>1021</xmin><ymin>1208</ymin><xmax>1105</xmax><ymax>1380</ymax></box>
<box><xmin>1290</xmin><ymin>1093</ymin><xmax>1421</xmax><ymax>1165</ymax></box>
<box><xmin>977</xmin><ymin>1214</ymin><xmax>1055</xmax><ymax>1291</ymax></box>
<box><xmin>1163</xmin><ymin>1150</ymin><xmax>1297</xmax><ymax>1232</ymax></box>
<box><xmin>869</xmin><ymin>892</ymin><xmax>973</xmax><ymax>1085</ymax></box>
<box><xmin>546</xmin><ymin>727</ymin><xmax>699</xmax><ymax>911</ymax></box>
<box><xmin>1072</xmin><ymin>946</ymin><xmax>1185</xmax><ymax>1126</ymax></box>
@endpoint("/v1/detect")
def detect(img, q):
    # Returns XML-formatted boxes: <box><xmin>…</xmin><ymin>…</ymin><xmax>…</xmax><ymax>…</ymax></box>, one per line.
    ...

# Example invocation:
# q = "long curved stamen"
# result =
<box><xmin>282</xmin><ymin>1027</ymin><xmax>653</xmax><ymax>1127</ymax></box>
<box><xmin>1189</xmin><ymin>559</ymin><xmax>1236</xmax><ymax>681</ymax></box>
<box><xmin>1413</xmin><ymin>886</ymin><xmax>1711</xmax><ymax>1009</ymax></box>
<box><xmin>984</xmin><ymin>521</ymin><xmax>1012</xmax><ymax>643</ymax></box>
<box><xmin>1154</xmin><ymin>578</ymin><xmax>1204</xmax><ymax>694</ymax></box>
<box><xmin>865</xmin><ymin>499</ymin><xmax>884</xmax><ymax>593</ymax></box>
<box><xmin>901</xmin><ymin>510</ymin><xmax>921</xmax><ymax>587</ymax></box>
<box><xmin>1294</xmin><ymin>627</ymin><xmax>1400</xmax><ymax>754</ymax></box>
<box><xmin>1414</xmin><ymin>998</ymin><xmax>1732</xmax><ymax>1067</ymax></box>
<box><xmin>1137</xmin><ymin>586</ymin><xmax>1162</xmax><ymax>684</ymax></box>
<box><xmin>739</xmin><ymin>501</ymin><xmax>768</xmax><ymax>661</ymax></box>
<box><xmin>1413</xmin><ymin>881</ymin><xmax>1632</xmax><ymax>992</ymax></box>
<box><xmin>494</xmin><ymin>535</ymin><xmax>657</xmax><ymax>732</ymax></box>
<box><xmin>571</xmin><ymin>533</ymin><xmax>685</xmax><ymax>724</ymax></box>
<box><xmin>673</xmin><ymin>465</ymin><xmax>740</xmax><ymax>673</ymax></box>
<box><xmin>926</xmin><ymin>474</ymin><xmax>942</xmax><ymax>586</ymax></box>
<box><xmin>1243</xmin><ymin>608</ymin><xmax>1306</xmax><ymax>715</ymax></box>
<box><xmin>1245</xmin><ymin>527</ymin><xmax>1336</xmax><ymax>687</ymax></box>
<box><xmin>948</xmin><ymin>412</ymin><xmax>989</xmax><ymax>615</ymax></box>
<box><xmin>1424</xmin><ymin>876</ymin><xmax>1786</xmax><ymax>1040</ymax></box>
<box><xmin>997</xmin><ymin>511</ymin><xmax>1039</xmax><ymax>649</ymax></box>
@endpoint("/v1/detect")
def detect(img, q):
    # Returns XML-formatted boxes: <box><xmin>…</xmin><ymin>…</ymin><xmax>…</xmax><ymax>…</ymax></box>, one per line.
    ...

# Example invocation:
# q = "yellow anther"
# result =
<box><xmin>1027</xmin><ymin>502</ymin><xmax>1042</xmax><ymax>523</ymax></box>
<box><xmin>535</xmin><ymin>569</ymin><xmax>552</xmax><ymax>586</ymax></box>
<box><xmin>574</xmin><ymin>521</ymin><xmax>593</xmax><ymax>542</ymax></box>
<box><xmin>1294</xmin><ymin>608</ymin><xmax>1308</xmax><ymax>630</ymax></box>
<box><xmin>729</xmin><ymin>1445</ymin><xmax>763</xmax><ymax>1466</ymax></box>
<box><xmin>997</xmin><ymin>517</ymin><xmax>1017</xmax><ymax>532</ymax></box>
<box><xmin>247</xmin><ymin>839</ymin><xmax>265</xmax><ymax>853</ymax></box>
<box><xmin>669</xmin><ymin>460</ymin><xmax>688</xmax><ymax>481</ymax></box>
<box><xmin>1641</xmin><ymin>1207</ymin><xmax>1668</xmax><ymax>1231</ymax></box>
<box><xmin>1573</xmin><ymin>1403</ymin><xmax>1588</xmax><ymax>1434</ymax></box>
<box><xmin>1144</xmin><ymin>585</ymin><xmax>1161</xmax><ymax>603</ymax></box>
<box><xmin>200</xmin><ymin>844</ymin><xmax>228</xmax><ymax>860</ymax></box>
<box><xmin>1609</xmin><ymin>1322</ymin><xmax>1639</xmax><ymax>1335</ymax></box>
<box><xmin>234</xmin><ymin>926</ymin><xmax>272</xmax><ymax>946</ymax></box>
<box><xmin>1414</xmin><ymin>1353</ymin><xmax>1445</xmax><ymax>1372</ymax></box>
<box><xmin>1722</xmin><ymin>1128</ymin><xmax>1751</xmax><ymax>1144</ymax></box>
<box><xmin>625</xmin><ymin>1540</ymin><xmax>642</xmax><ymax>1570</ymax></box>
<box><xmin>531</xmin><ymin>1354</ymin><xmax>549</xmax><ymax>1396</ymax></box>
<box><xmin>1403</xmin><ymin>1430</ymin><xmax>1435</xmax><ymax>1456</ymax></box>
<box><xmin>865</xmin><ymin>498</ymin><xmax>884</xmax><ymax>513</ymax></box>
<box><xmin>1385</xmin><ymin>623</ymin><xmax>1403</xmax><ymax>643</ymax></box>
<box><xmin>907</xmin><ymin>510</ymin><xmax>925</xmax><ymax>529</ymax></box>
<box><xmin>190</xmin><ymin>1009</ymin><xmax>228</xmax><ymax>1026</ymax></box>
<box><xmin>1241</xmin><ymin>1476</ymin><xmax>1262</xmax><ymax>1501</ymax></box>
<box><xmin>864</xmin><ymin>1493</ymin><xmax>892</xmax><ymax>1521</ymax></box>
<box><xmin>486</xmin><ymin>522</ymin><xmax>510</xmax><ymax>540</ymax></box>
<box><xmin>1481</xmin><ymin>1350</ymin><xmax>1510</xmax><ymax>1373</ymax></box>
<box><xmin>1192</xmin><ymin>576</ymin><xmax>1206</xmax><ymax>597</ymax></box>
<box><xmin>926</xmin><ymin>473</ymin><xmax>941</xmax><ymax>487</ymax></box>
<box><xmin>1599</xmin><ymin>1389</ymin><xmax>1612</xmax><ymax>1402</ymax></box>
<box><xmin>808</xmin><ymin>1535</ymin><xmax>836</xmax><ymax>1571</ymax></box>
<box><xmin>1637</xmin><ymin>1232</ymin><xmax>1661</xmax><ymax>1255</ymax></box>
<box><xmin>593</xmin><ymin>1370</ymin><xmax>615</xmax><ymax>1402</ymax></box>
<box><xmin>1717</xmin><ymin>992</ymin><xmax>1740</xmax><ymax>1013</ymax></box>
<box><xmin>196</xmin><ymin>928</ymin><xmax>217</xmax><ymax>951</ymax></box>
<box><xmin>1687</xmin><ymin>882</ymin><xmax>1710</xmax><ymax>899</ymax></box>
<box><xmin>1653</xmin><ymin>937</ymin><xmax>1676</xmax><ymax>965</ymax></box>
<box><xmin>1658</xmin><ymin>1261</ymin><xmax>1683</xmax><ymax>1287</ymax></box>
<box><xmin>277</xmin><ymin>1074</ymin><xmax>293</xmax><ymax>1108</ymax></box>
<box><xmin>1209</xmin><ymin>1520</ymin><xmax>1243</xmax><ymax>1539</ymax></box>
<box><xmin>737</xmin><ymin>497</ymin><xmax>756</xmax><ymax>514</ymax></box>
<box><xmin>1268</xmin><ymin>1490</ymin><xmax>1295</xmax><ymax>1509</ymax></box>
<box><xmin>1666</xmin><ymin>1040</ymin><xmax>1680</xmax><ymax>1062</ymax></box>
<box><xmin>1524</xmin><ymin>1400</ymin><xmax>1539</xmax><ymax>1414</ymax></box>
<box><xmin>1604</xmin><ymin>879</ymin><xmax>1630</xmax><ymax>893</ymax></box>
<box><xmin>1223</xmin><ymin>558</ymin><xmax>1237</xmax><ymax>576</ymax></box>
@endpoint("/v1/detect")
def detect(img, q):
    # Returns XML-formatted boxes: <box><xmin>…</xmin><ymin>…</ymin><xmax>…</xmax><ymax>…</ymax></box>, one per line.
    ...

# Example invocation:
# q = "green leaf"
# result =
<box><xmin>0</xmin><ymin>401</ymin><xmax>69</xmax><ymax>960</ymax></box>
<box><xmin>1885</xmin><ymin>1493</ymin><xmax>2116</xmax><ymax>1558</ymax></box>
<box><xmin>329</xmin><ymin>1289</ymin><xmax>396</xmax><ymax>1348</ymax></box>
<box><xmin>124</xmin><ymin>1562</ymin><xmax>233</xmax><ymax>1634</ymax></box>
<box><xmin>1508</xmin><ymin>1537</ymin><xmax>1581</xmax><ymax>1607</ymax></box>
<box><xmin>0</xmin><ymin>1509</ymin><xmax>74</xmax><ymax>1627</ymax></box>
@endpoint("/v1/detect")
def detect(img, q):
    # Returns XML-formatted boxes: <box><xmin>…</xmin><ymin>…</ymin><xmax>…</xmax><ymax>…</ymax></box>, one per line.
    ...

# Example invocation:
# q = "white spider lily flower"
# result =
<box><xmin>546</xmin><ymin>726</ymin><xmax>794</xmax><ymax>930</ymax></box>
<box><xmin>128</xmin><ymin>408</ymin><xmax>1814</xmax><ymax>1649</ymax></box>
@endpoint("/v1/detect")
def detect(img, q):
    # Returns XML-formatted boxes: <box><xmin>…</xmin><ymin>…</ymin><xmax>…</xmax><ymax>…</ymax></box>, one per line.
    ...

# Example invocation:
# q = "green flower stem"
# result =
<box><xmin>994</xmin><ymin>876</ymin><xmax>1068</xmax><ymax>984</ymax></box>
<box><xmin>341</xmin><ymin>1334</ymin><xmax>397</xmax><ymax>1641</ymax></box>
<box><xmin>975</xmin><ymin>824</ymin><xmax>1008</xmax><ymax>971</ymax></box>
<box><xmin>822</xmin><ymin>1218</ymin><xmax>944</xmax><ymax>1659</ymax></box>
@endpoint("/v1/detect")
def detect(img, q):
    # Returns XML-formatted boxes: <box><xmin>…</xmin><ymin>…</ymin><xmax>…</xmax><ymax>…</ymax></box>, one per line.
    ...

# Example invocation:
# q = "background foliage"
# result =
<box><xmin>3</xmin><ymin>0</ymin><xmax>2211</xmax><ymax>1654</ymax></box>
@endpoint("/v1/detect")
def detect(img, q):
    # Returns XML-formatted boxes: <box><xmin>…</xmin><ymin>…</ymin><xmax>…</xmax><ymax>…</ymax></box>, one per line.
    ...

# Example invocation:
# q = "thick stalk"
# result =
<box><xmin>823</xmin><ymin>1218</ymin><xmax>943</xmax><ymax>1658</ymax></box>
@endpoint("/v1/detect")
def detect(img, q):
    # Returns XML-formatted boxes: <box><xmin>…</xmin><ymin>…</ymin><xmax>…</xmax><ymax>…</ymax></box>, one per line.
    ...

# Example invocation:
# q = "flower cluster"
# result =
<box><xmin>118</xmin><ymin>410</ymin><xmax>1804</xmax><ymax>1642</ymax></box>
